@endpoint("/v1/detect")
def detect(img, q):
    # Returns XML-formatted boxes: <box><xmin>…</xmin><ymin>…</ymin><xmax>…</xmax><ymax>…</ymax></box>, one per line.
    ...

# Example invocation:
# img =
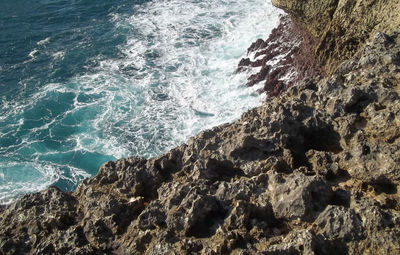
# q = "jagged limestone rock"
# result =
<box><xmin>272</xmin><ymin>0</ymin><xmax>400</xmax><ymax>74</ymax></box>
<box><xmin>2</xmin><ymin>1</ymin><xmax>400</xmax><ymax>254</ymax></box>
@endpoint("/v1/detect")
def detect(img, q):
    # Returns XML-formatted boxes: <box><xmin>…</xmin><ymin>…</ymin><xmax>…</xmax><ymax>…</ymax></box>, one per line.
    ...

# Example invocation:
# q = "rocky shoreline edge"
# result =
<box><xmin>2</xmin><ymin>0</ymin><xmax>400</xmax><ymax>254</ymax></box>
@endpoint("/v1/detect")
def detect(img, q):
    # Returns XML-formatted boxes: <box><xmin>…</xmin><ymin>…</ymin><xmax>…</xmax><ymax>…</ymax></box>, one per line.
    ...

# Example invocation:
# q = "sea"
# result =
<box><xmin>0</xmin><ymin>0</ymin><xmax>281</xmax><ymax>204</ymax></box>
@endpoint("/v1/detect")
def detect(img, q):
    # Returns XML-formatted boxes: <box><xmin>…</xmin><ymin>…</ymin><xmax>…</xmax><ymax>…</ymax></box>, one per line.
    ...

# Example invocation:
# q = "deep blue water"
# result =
<box><xmin>0</xmin><ymin>0</ymin><xmax>280</xmax><ymax>204</ymax></box>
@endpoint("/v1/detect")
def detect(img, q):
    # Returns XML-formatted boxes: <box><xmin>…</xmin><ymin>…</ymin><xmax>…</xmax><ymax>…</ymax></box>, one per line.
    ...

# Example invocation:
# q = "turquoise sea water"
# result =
<box><xmin>0</xmin><ymin>0</ymin><xmax>280</xmax><ymax>204</ymax></box>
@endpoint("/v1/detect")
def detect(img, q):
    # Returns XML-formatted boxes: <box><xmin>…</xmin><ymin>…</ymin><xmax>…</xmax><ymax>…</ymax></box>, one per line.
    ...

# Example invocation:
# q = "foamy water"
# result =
<box><xmin>0</xmin><ymin>0</ymin><xmax>281</xmax><ymax>204</ymax></box>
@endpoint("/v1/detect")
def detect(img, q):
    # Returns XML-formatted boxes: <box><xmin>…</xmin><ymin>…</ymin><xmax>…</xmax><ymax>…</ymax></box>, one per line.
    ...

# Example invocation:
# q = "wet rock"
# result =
<box><xmin>237</xmin><ymin>15</ymin><xmax>324</xmax><ymax>96</ymax></box>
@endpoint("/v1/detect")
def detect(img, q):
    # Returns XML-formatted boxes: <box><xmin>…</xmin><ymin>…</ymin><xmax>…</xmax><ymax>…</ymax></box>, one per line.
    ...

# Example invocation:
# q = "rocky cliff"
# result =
<box><xmin>1</xmin><ymin>1</ymin><xmax>400</xmax><ymax>254</ymax></box>
<box><xmin>272</xmin><ymin>0</ymin><xmax>400</xmax><ymax>74</ymax></box>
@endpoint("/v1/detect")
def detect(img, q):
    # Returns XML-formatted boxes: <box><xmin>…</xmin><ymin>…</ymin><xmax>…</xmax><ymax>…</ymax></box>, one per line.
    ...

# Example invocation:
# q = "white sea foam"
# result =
<box><xmin>37</xmin><ymin>37</ymin><xmax>50</xmax><ymax>46</ymax></box>
<box><xmin>89</xmin><ymin>0</ymin><xmax>282</xmax><ymax>158</ymax></box>
<box><xmin>0</xmin><ymin>162</ymin><xmax>60</xmax><ymax>204</ymax></box>
<box><xmin>28</xmin><ymin>49</ymin><xmax>39</xmax><ymax>58</ymax></box>
<box><xmin>0</xmin><ymin>0</ymin><xmax>282</xmax><ymax>204</ymax></box>
<box><xmin>52</xmin><ymin>50</ymin><xmax>66</xmax><ymax>60</ymax></box>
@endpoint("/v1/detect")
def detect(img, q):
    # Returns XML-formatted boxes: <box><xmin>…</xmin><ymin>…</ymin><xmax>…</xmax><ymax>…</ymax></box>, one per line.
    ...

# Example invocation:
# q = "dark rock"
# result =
<box><xmin>137</xmin><ymin>201</ymin><xmax>166</xmax><ymax>230</ymax></box>
<box><xmin>237</xmin><ymin>15</ymin><xmax>324</xmax><ymax>96</ymax></box>
<box><xmin>268</xmin><ymin>171</ymin><xmax>332</xmax><ymax>221</ymax></box>
<box><xmin>314</xmin><ymin>205</ymin><xmax>363</xmax><ymax>242</ymax></box>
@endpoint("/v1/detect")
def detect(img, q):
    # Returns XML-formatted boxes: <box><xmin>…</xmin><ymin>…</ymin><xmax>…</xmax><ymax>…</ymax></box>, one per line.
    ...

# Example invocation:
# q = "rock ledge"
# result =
<box><xmin>1</xmin><ymin>1</ymin><xmax>400</xmax><ymax>254</ymax></box>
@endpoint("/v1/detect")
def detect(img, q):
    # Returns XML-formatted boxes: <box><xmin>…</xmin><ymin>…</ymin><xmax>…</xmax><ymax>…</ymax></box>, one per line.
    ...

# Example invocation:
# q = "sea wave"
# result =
<box><xmin>0</xmin><ymin>0</ymin><xmax>281</xmax><ymax>204</ymax></box>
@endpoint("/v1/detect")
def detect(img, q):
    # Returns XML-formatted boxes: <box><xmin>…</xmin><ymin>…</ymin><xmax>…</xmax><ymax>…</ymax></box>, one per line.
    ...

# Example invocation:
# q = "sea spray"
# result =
<box><xmin>0</xmin><ymin>0</ymin><xmax>281</xmax><ymax>204</ymax></box>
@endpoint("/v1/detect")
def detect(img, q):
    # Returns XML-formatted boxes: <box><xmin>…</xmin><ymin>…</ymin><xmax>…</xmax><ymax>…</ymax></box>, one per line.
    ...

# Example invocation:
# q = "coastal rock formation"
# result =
<box><xmin>237</xmin><ymin>15</ymin><xmax>324</xmax><ymax>96</ymax></box>
<box><xmin>272</xmin><ymin>0</ymin><xmax>400</xmax><ymax>74</ymax></box>
<box><xmin>238</xmin><ymin>0</ymin><xmax>400</xmax><ymax>96</ymax></box>
<box><xmin>2</xmin><ymin>1</ymin><xmax>400</xmax><ymax>254</ymax></box>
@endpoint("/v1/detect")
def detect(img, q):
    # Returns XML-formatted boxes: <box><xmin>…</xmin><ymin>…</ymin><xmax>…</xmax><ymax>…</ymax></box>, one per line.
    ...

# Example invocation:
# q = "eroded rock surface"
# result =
<box><xmin>272</xmin><ymin>0</ymin><xmax>400</xmax><ymax>74</ymax></box>
<box><xmin>237</xmin><ymin>15</ymin><xmax>324</xmax><ymax>96</ymax></box>
<box><xmin>2</xmin><ymin>2</ymin><xmax>400</xmax><ymax>255</ymax></box>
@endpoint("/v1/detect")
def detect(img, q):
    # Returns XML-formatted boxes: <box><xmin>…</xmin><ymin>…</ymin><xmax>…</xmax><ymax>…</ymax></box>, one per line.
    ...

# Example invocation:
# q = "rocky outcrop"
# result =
<box><xmin>238</xmin><ymin>0</ymin><xmax>400</xmax><ymax>96</ymax></box>
<box><xmin>237</xmin><ymin>15</ymin><xmax>324</xmax><ymax>96</ymax></box>
<box><xmin>272</xmin><ymin>0</ymin><xmax>400</xmax><ymax>74</ymax></box>
<box><xmin>2</xmin><ymin>1</ymin><xmax>400</xmax><ymax>254</ymax></box>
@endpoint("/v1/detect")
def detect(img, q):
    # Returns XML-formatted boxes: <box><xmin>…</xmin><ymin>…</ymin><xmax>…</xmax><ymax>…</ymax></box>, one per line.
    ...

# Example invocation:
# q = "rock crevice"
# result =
<box><xmin>2</xmin><ymin>0</ymin><xmax>400</xmax><ymax>254</ymax></box>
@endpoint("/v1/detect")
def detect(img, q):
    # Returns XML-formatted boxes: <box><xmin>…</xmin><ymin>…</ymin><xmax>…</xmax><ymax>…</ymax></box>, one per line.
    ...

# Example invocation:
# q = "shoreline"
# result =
<box><xmin>0</xmin><ymin>0</ymin><xmax>281</xmax><ymax>205</ymax></box>
<box><xmin>1</xmin><ymin>0</ymin><xmax>400</xmax><ymax>253</ymax></box>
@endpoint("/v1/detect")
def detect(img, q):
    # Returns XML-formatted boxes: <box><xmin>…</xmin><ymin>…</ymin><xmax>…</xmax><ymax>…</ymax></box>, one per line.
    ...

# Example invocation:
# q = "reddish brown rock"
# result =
<box><xmin>237</xmin><ymin>15</ymin><xmax>324</xmax><ymax>97</ymax></box>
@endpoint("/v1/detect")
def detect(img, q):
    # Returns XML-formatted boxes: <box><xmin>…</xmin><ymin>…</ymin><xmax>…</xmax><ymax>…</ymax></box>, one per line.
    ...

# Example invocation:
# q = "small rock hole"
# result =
<box><xmin>372</xmin><ymin>182</ymin><xmax>397</xmax><ymax>195</ymax></box>
<box><xmin>186</xmin><ymin>208</ymin><xmax>227</xmax><ymax>238</ymax></box>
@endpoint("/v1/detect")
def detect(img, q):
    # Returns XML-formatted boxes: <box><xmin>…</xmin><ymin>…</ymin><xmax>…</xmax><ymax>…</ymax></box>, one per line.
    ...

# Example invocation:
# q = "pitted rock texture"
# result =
<box><xmin>1</xmin><ymin>27</ymin><xmax>400</xmax><ymax>254</ymax></box>
<box><xmin>237</xmin><ymin>15</ymin><xmax>324</xmax><ymax>96</ymax></box>
<box><xmin>272</xmin><ymin>0</ymin><xmax>400</xmax><ymax>74</ymax></box>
